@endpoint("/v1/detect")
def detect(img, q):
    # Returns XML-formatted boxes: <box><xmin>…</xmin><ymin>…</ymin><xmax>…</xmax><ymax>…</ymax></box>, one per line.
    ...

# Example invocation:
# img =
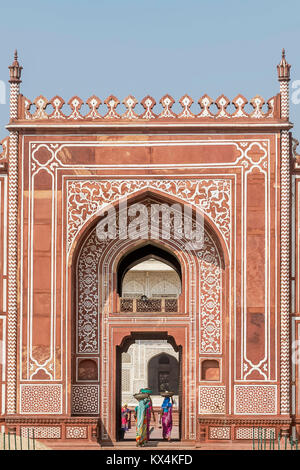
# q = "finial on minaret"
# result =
<box><xmin>9</xmin><ymin>49</ymin><xmax>22</xmax><ymax>83</ymax></box>
<box><xmin>277</xmin><ymin>48</ymin><xmax>291</xmax><ymax>81</ymax></box>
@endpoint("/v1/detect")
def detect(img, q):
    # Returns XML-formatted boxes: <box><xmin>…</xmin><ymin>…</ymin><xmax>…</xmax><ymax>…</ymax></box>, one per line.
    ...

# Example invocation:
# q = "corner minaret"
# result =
<box><xmin>9</xmin><ymin>50</ymin><xmax>22</xmax><ymax>83</ymax></box>
<box><xmin>277</xmin><ymin>48</ymin><xmax>291</xmax><ymax>80</ymax></box>
<box><xmin>6</xmin><ymin>50</ymin><xmax>22</xmax><ymax>414</ymax></box>
<box><xmin>278</xmin><ymin>49</ymin><xmax>292</xmax><ymax>416</ymax></box>
<box><xmin>8</xmin><ymin>50</ymin><xmax>22</xmax><ymax>119</ymax></box>
<box><xmin>277</xmin><ymin>48</ymin><xmax>291</xmax><ymax>120</ymax></box>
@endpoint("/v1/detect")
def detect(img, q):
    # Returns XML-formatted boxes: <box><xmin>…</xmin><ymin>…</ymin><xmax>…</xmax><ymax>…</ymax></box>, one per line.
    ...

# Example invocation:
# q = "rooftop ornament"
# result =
<box><xmin>7</xmin><ymin>49</ymin><xmax>292</xmax><ymax>123</ymax></box>
<box><xmin>9</xmin><ymin>50</ymin><xmax>22</xmax><ymax>84</ymax></box>
<box><xmin>277</xmin><ymin>48</ymin><xmax>291</xmax><ymax>82</ymax></box>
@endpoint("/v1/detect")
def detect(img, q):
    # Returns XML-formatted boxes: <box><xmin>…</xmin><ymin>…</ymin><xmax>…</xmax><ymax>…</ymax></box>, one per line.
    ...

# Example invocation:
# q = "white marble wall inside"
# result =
<box><xmin>122</xmin><ymin>259</ymin><xmax>181</xmax><ymax>298</ymax></box>
<box><xmin>121</xmin><ymin>340</ymin><xmax>179</xmax><ymax>408</ymax></box>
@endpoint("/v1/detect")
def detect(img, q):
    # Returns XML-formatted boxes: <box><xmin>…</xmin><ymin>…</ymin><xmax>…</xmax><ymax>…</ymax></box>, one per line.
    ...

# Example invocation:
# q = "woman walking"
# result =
<box><xmin>159</xmin><ymin>392</ymin><xmax>174</xmax><ymax>441</ymax></box>
<box><xmin>140</xmin><ymin>388</ymin><xmax>156</xmax><ymax>440</ymax></box>
<box><xmin>134</xmin><ymin>393</ymin><xmax>149</xmax><ymax>447</ymax></box>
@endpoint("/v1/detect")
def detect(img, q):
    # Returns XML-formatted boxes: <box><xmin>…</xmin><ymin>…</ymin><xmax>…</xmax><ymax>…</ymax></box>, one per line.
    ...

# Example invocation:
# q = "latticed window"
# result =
<box><xmin>122</xmin><ymin>352</ymin><xmax>131</xmax><ymax>364</ymax></box>
<box><xmin>122</xmin><ymin>369</ymin><xmax>131</xmax><ymax>392</ymax></box>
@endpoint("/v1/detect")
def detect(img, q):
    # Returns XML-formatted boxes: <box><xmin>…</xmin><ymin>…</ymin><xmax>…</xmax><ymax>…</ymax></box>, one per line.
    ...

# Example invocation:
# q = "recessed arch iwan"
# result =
<box><xmin>69</xmin><ymin>189</ymin><xmax>229</xmax><ymax>442</ymax></box>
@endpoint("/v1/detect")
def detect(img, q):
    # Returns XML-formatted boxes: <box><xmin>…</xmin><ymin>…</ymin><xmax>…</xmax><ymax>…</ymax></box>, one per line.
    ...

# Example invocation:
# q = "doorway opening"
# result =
<box><xmin>116</xmin><ymin>332</ymin><xmax>182</xmax><ymax>442</ymax></box>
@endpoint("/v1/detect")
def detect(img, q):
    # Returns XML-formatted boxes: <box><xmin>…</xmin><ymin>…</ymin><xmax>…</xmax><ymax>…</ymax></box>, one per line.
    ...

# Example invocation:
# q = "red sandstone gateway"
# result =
<box><xmin>0</xmin><ymin>49</ymin><xmax>299</xmax><ymax>449</ymax></box>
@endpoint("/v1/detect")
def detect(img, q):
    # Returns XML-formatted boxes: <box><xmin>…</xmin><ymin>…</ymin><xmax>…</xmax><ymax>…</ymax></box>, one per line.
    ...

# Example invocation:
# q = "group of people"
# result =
<box><xmin>121</xmin><ymin>388</ymin><xmax>174</xmax><ymax>446</ymax></box>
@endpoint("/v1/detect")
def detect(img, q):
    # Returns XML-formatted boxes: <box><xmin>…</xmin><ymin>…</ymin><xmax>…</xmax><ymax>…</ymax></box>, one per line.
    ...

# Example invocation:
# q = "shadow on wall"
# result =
<box><xmin>98</xmin><ymin>420</ymin><xmax>114</xmax><ymax>446</ymax></box>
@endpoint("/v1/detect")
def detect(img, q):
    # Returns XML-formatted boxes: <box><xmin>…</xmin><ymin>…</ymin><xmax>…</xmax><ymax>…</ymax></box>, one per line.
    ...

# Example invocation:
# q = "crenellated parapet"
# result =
<box><xmin>15</xmin><ymin>92</ymin><xmax>281</xmax><ymax>122</ymax></box>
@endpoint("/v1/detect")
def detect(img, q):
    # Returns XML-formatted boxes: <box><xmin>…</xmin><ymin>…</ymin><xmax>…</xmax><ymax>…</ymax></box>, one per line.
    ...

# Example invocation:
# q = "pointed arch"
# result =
<box><xmin>117</xmin><ymin>242</ymin><xmax>182</xmax><ymax>296</ymax></box>
<box><xmin>68</xmin><ymin>186</ymin><xmax>230</xmax><ymax>269</ymax></box>
<box><xmin>68</xmin><ymin>186</ymin><xmax>230</xmax><ymax>440</ymax></box>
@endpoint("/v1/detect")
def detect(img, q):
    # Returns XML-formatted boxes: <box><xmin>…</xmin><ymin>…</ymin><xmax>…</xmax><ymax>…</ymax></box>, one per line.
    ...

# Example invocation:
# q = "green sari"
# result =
<box><xmin>135</xmin><ymin>398</ymin><xmax>148</xmax><ymax>446</ymax></box>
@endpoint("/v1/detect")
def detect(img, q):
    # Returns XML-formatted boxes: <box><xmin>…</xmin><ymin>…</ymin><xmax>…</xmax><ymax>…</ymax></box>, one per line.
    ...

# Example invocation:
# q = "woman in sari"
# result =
<box><xmin>120</xmin><ymin>403</ymin><xmax>131</xmax><ymax>440</ymax></box>
<box><xmin>140</xmin><ymin>388</ymin><xmax>155</xmax><ymax>440</ymax></box>
<box><xmin>159</xmin><ymin>396</ymin><xmax>173</xmax><ymax>441</ymax></box>
<box><xmin>134</xmin><ymin>396</ymin><xmax>148</xmax><ymax>446</ymax></box>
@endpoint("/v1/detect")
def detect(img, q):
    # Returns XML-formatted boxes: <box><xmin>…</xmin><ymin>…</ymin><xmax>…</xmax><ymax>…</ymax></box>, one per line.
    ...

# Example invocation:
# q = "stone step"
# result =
<box><xmin>40</xmin><ymin>439</ymin><xmax>253</xmax><ymax>451</ymax></box>
<box><xmin>102</xmin><ymin>442</ymin><xmax>195</xmax><ymax>449</ymax></box>
<box><xmin>47</xmin><ymin>440</ymin><xmax>195</xmax><ymax>451</ymax></box>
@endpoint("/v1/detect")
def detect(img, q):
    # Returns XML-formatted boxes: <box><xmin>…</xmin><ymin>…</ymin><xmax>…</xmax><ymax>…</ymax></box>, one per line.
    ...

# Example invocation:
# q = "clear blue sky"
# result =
<box><xmin>0</xmin><ymin>0</ymin><xmax>300</xmax><ymax>140</ymax></box>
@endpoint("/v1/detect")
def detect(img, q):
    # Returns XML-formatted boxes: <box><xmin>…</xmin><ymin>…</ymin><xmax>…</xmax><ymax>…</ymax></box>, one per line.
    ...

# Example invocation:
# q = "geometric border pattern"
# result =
<box><xmin>66</xmin><ymin>426</ymin><xmax>88</xmax><ymax>439</ymax></box>
<box><xmin>235</xmin><ymin>427</ymin><xmax>276</xmax><ymax>439</ymax></box>
<box><xmin>6</xmin><ymin>80</ymin><xmax>20</xmax><ymax>413</ymax></box>
<box><xmin>21</xmin><ymin>426</ymin><xmax>61</xmax><ymax>439</ymax></box>
<box><xmin>199</xmin><ymin>386</ymin><xmax>226</xmax><ymax>414</ymax></box>
<box><xmin>20</xmin><ymin>384</ymin><xmax>62</xmax><ymax>414</ymax></box>
<box><xmin>209</xmin><ymin>426</ymin><xmax>231</xmax><ymax>439</ymax></box>
<box><xmin>234</xmin><ymin>385</ymin><xmax>277</xmax><ymax>415</ymax></box>
<box><xmin>71</xmin><ymin>385</ymin><xmax>99</xmax><ymax>415</ymax></box>
<box><xmin>279</xmin><ymin>126</ymin><xmax>291</xmax><ymax>414</ymax></box>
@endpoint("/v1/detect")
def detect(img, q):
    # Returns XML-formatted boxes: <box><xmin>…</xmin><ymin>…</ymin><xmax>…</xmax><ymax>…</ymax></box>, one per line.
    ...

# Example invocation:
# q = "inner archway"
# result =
<box><xmin>117</xmin><ymin>243</ymin><xmax>182</xmax><ymax>297</ymax></box>
<box><xmin>148</xmin><ymin>353</ymin><xmax>180</xmax><ymax>395</ymax></box>
<box><xmin>71</xmin><ymin>190</ymin><xmax>228</xmax><ymax>442</ymax></box>
<box><xmin>122</xmin><ymin>258</ymin><xmax>181</xmax><ymax>299</ymax></box>
<box><xmin>116</xmin><ymin>332</ymin><xmax>182</xmax><ymax>442</ymax></box>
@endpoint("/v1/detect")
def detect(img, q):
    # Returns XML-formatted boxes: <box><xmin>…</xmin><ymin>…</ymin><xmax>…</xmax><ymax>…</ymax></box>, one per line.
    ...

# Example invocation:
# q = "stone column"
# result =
<box><xmin>6</xmin><ymin>51</ymin><xmax>22</xmax><ymax>413</ymax></box>
<box><xmin>277</xmin><ymin>49</ymin><xmax>291</xmax><ymax>415</ymax></box>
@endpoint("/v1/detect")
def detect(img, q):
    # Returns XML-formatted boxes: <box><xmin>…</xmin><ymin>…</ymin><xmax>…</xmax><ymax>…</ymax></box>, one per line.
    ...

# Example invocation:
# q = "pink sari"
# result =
<box><xmin>121</xmin><ymin>406</ymin><xmax>130</xmax><ymax>431</ymax></box>
<box><xmin>162</xmin><ymin>407</ymin><xmax>172</xmax><ymax>439</ymax></box>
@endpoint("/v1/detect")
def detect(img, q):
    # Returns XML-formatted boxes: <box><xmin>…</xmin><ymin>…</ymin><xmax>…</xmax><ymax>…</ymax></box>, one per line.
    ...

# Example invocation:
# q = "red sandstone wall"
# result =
<box><xmin>13</xmin><ymin>132</ymin><xmax>281</xmax><ymax>441</ymax></box>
